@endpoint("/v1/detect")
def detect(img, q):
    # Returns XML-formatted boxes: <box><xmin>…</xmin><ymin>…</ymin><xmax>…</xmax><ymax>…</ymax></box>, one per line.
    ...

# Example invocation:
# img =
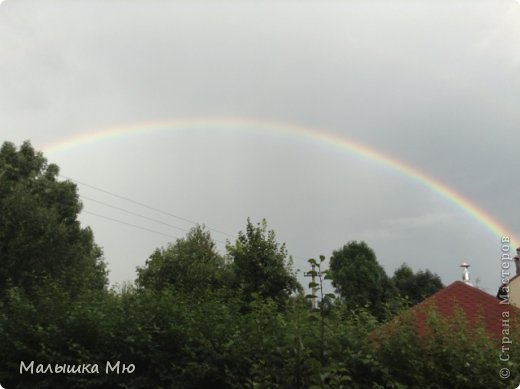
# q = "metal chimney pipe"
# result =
<box><xmin>460</xmin><ymin>262</ymin><xmax>471</xmax><ymax>286</ymax></box>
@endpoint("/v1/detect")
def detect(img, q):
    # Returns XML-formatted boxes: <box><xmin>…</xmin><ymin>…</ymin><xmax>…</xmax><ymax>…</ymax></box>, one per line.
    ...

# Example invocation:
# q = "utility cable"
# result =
<box><xmin>80</xmin><ymin>194</ymin><xmax>227</xmax><ymax>245</ymax></box>
<box><xmin>60</xmin><ymin>174</ymin><xmax>235</xmax><ymax>238</ymax></box>
<box><xmin>82</xmin><ymin>210</ymin><xmax>182</xmax><ymax>240</ymax></box>
<box><xmin>64</xmin><ymin>174</ymin><xmax>307</xmax><ymax>260</ymax></box>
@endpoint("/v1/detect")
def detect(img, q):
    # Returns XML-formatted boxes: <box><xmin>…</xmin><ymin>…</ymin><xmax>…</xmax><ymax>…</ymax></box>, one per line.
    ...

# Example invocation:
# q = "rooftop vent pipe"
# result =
<box><xmin>460</xmin><ymin>262</ymin><xmax>471</xmax><ymax>286</ymax></box>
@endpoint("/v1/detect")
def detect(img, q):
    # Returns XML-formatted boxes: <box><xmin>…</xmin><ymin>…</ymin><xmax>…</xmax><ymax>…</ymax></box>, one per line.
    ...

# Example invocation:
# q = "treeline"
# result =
<box><xmin>0</xmin><ymin>141</ymin><xmax>517</xmax><ymax>388</ymax></box>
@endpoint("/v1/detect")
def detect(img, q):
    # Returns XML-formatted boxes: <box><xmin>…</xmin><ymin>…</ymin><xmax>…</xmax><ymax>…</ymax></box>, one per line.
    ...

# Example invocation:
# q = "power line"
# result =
<box><xmin>60</xmin><ymin>174</ymin><xmax>235</xmax><ymax>238</ymax></box>
<box><xmin>83</xmin><ymin>210</ymin><xmax>308</xmax><ymax>265</ymax></box>
<box><xmin>63</xmin><ymin>174</ymin><xmax>308</xmax><ymax>261</ymax></box>
<box><xmin>82</xmin><ymin>210</ymin><xmax>182</xmax><ymax>240</ymax></box>
<box><xmin>81</xmin><ymin>195</ymin><xmax>190</xmax><ymax>233</ymax></box>
<box><xmin>80</xmin><ymin>194</ymin><xmax>227</xmax><ymax>245</ymax></box>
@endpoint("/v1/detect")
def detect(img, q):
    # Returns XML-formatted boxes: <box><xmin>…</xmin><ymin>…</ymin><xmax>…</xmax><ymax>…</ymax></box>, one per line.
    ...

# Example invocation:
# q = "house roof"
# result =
<box><xmin>374</xmin><ymin>281</ymin><xmax>519</xmax><ymax>341</ymax></box>
<box><xmin>409</xmin><ymin>281</ymin><xmax>517</xmax><ymax>339</ymax></box>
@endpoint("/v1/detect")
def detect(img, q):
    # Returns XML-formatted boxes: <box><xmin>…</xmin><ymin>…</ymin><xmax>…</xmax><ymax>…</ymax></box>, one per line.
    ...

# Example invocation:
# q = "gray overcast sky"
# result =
<box><xmin>1</xmin><ymin>0</ymin><xmax>519</xmax><ymax>294</ymax></box>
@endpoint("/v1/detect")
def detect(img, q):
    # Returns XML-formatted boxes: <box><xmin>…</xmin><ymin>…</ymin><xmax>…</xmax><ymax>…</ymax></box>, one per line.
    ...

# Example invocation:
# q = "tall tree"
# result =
<box><xmin>227</xmin><ymin>218</ymin><xmax>301</xmax><ymax>306</ymax></box>
<box><xmin>0</xmin><ymin>141</ymin><xmax>107</xmax><ymax>296</ymax></box>
<box><xmin>136</xmin><ymin>225</ymin><xmax>226</xmax><ymax>292</ymax></box>
<box><xmin>392</xmin><ymin>263</ymin><xmax>443</xmax><ymax>305</ymax></box>
<box><xmin>329</xmin><ymin>241</ymin><xmax>395</xmax><ymax>317</ymax></box>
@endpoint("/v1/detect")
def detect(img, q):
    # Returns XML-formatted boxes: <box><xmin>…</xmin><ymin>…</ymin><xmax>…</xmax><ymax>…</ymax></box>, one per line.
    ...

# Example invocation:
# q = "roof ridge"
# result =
<box><xmin>413</xmin><ymin>280</ymin><xmax>520</xmax><ymax>313</ymax></box>
<box><xmin>413</xmin><ymin>281</ymin><xmax>492</xmax><ymax>307</ymax></box>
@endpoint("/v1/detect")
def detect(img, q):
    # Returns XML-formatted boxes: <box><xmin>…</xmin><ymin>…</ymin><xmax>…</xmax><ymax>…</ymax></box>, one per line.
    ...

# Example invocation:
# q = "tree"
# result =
<box><xmin>371</xmin><ymin>306</ymin><xmax>518</xmax><ymax>388</ymax></box>
<box><xmin>392</xmin><ymin>263</ymin><xmax>443</xmax><ymax>305</ymax></box>
<box><xmin>0</xmin><ymin>141</ymin><xmax>107</xmax><ymax>296</ymax></box>
<box><xmin>136</xmin><ymin>225</ymin><xmax>226</xmax><ymax>292</ymax></box>
<box><xmin>227</xmin><ymin>218</ymin><xmax>301</xmax><ymax>306</ymax></box>
<box><xmin>329</xmin><ymin>241</ymin><xmax>395</xmax><ymax>318</ymax></box>
<box><xmin>305</xmin><ymin>256</ymin><xmax>336</xmax><ymax>366</ymax></box>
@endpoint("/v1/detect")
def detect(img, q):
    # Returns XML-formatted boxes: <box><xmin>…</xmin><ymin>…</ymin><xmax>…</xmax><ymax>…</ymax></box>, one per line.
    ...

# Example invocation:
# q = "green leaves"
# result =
<box><xmin>0</xmin><ymin>142</ymin><xmax>514</xmax><ymax>388</ymax></box>
<box><xmin>136</xmin><ymin>225</ymin><xmax>225</xmax><ymax>294</ymax></box>
<box><xmin>1</xmin><ymin>267</ymin><xmax>518</xmax><ymax>388</ymax></box>
<box><xmin>392</xmin><ymin>263</ymin><xmax>444</xmax><ymax>306</ymax></box>
<box><xmin>227</xmin><ymin>218</ymin><xmax>302</xmax><ymax>307</ymax></box>
<box><xmin>329</xmin><ymin>241</ymin><xmax>396</xmax><ymax>320</ymax></box>
<box><xmin>0</xmin><ymin>141</ymin><xmax>107</xmax><ymax>296</ymax></box>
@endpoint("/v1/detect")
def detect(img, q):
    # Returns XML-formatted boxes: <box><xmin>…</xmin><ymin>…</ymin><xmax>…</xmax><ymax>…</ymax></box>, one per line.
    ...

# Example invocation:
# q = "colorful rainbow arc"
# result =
<box><xmin>42</xmin><ymin>117</ymin><xmax>518</xmax><ymax>246</ymax></box>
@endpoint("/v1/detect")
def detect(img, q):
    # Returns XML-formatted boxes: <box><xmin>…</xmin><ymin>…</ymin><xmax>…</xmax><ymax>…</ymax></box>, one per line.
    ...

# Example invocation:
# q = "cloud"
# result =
<box><xmin>1</xmin><ymin>0</ymin><xmax>518</xmax><ymax>295</ymax></box>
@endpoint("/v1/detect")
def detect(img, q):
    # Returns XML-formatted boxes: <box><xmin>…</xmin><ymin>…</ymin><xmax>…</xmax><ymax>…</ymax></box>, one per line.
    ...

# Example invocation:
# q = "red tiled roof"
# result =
<box><xmin>409</xmin><ymin>281</ymin><xmax>517</xmax><ymax>339</ymax></box>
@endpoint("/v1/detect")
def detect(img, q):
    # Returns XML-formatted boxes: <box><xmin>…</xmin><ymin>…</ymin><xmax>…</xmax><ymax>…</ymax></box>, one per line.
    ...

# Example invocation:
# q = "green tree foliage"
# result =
<box><xmin>136</xmin><ymin>225</ymin><xmax>226</xmax><ymax>293</ymax></box>
<box><xmin>3</xmin><ymin>284</ymin><xmax>514</xmax><ymax>388</ymax></box>
<box><xmin>0</xmin><ymin>285</ymin><xmax>244</xmax><ymax>389</ymax></box>
<box><xmin>329</xmin><ymin>241</ymin><xmax>395</xmax><ymax>318</ymax></box>
<box><xmin>227</xmin><ymin>218</ymin><xmax>301</xmax><ymax>306</ymax></box>
<box><xmin>1</xmin><ymin>142</ymin><xmax>515</xmax><ymax>388</ymax></box>
<box><xmin>392</xmin><ymin>263</ymin><xmax>444</xmax><ymax>305</ymax></box>
<box><xmin>0</xmin><ymin>141</ymin><xmax>107</xmax><ymax>296</ymax></box>
<box><xmin>372</xmin><ymin>306</ymin><xmax>518</xmax><ymax>388</ymax></box>
<box><xmin>305</xmin><ymin>256</ymin><xmax>336</xmax><ymax>366</ymax></box>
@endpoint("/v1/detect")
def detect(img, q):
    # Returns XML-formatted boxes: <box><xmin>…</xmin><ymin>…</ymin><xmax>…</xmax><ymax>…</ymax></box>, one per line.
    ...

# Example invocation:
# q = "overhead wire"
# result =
<box><xmin>60</xmin><ymin>174</ymin><xmax>235</xmax><ymax>238</ymax></box>
<box><xmin>79</xmin><ymin>194</ymin><xmax>228</xmax><ymax>245</ymax></box>
<box><xmin>62</xmin><ymin>174</ymin><xmax>309</xmax><ymax>261</ymax></box>
<box><xmin>82</xmin><ymin>210</ymin><xmax>182</xmax><ymax>241</ymax></box>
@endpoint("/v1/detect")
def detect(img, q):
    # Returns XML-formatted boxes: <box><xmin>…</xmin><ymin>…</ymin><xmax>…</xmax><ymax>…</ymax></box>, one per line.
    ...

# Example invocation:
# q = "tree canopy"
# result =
<box><xmin>136</xmin><ymin>225</ymin><xmax>226</xmax><ymax>292</ymax></box>
<box><xmin>1</xmin><ymin>141</ymin><xmax>511</xmax><ymax>388</ymax></box>
<box><xmin>329</xmin><ymin>240</ymin><xmax>396</xmax><ymax>317</ymax></box>
<box><xmin>392</xmin><ymin>263</ymin><xmax>444</xmax><ymax>305</ymax></box>
<box><xmin>0</xmin><ymin>141</ymin><xmax>107</xmax><ymax>296</ymax></box>
<box><xmin>227</xmin><ymin>218</ymin><xmax>301</xmax><ymax>306</ymax></box>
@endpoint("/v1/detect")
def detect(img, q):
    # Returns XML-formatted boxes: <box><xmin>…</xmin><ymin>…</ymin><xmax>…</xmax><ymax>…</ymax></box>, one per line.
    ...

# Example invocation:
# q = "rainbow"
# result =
<box><xmin>42</xmin><ymin>117</ymin><xmax>518</xmax><ymax>246</ymax></box>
